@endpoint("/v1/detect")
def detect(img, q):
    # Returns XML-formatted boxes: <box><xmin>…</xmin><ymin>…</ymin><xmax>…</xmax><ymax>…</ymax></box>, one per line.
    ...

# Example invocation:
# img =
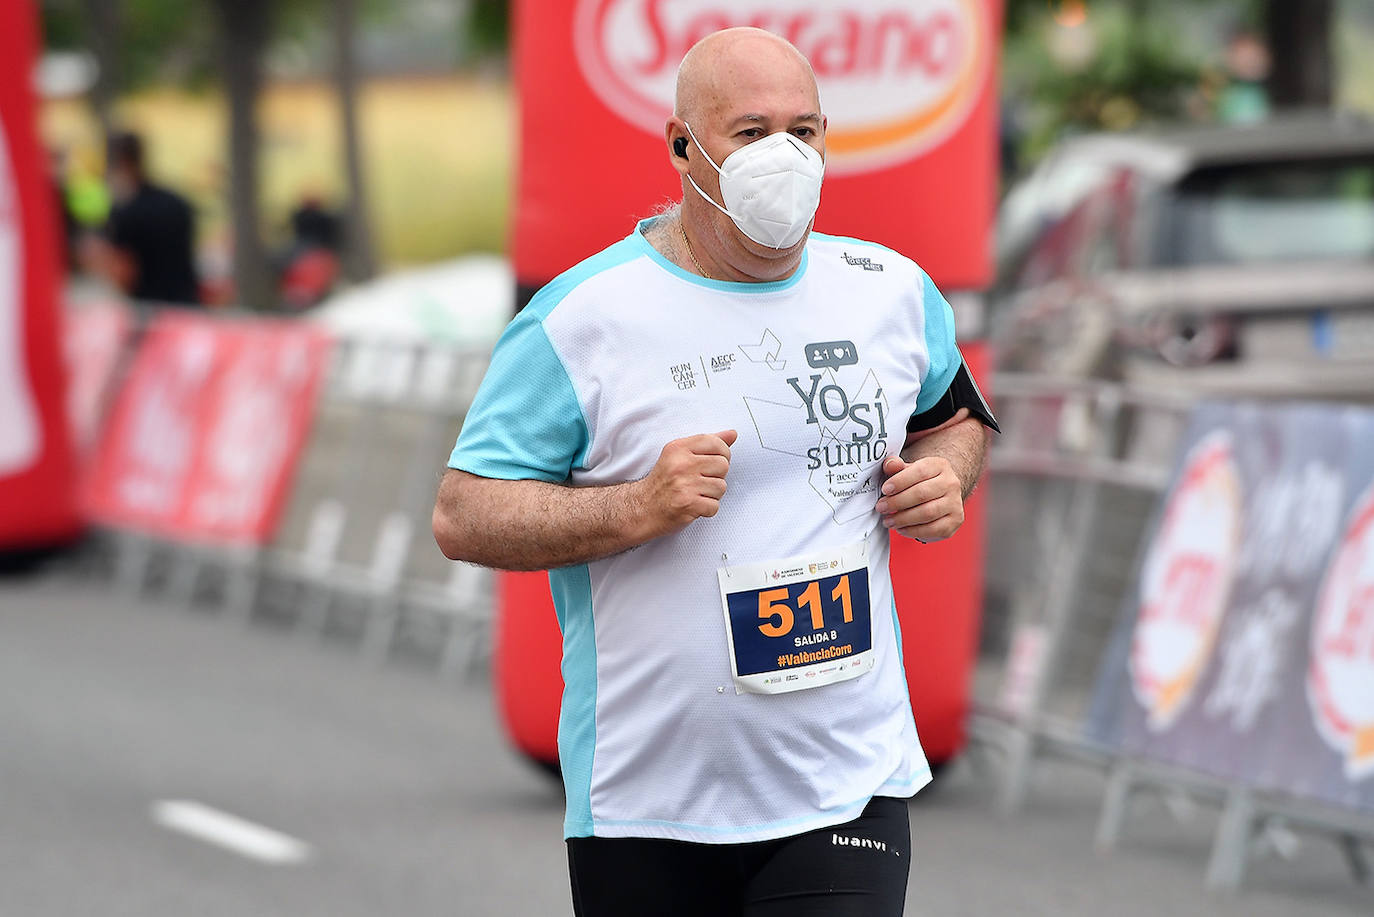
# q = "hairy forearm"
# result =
<box><xmin>432</xmin><ymin>469</ymin><xmax>653</xmax><ymax>571</ymax></box>
<box><xmin>900</xmin><ymin>416</ymin><xmax>988</xmax><ymax>500</ymax></box>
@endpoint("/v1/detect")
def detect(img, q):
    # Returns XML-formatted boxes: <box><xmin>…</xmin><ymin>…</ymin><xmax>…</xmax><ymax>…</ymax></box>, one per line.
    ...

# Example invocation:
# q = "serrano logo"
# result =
<box><xmin>1129</xmin><ymin>432</ymin><xmax>1243</xmax><ymax>732</ymax></box>
<box><xmin>1308</xmin><ymin>480</ymin><xmax>1374</xmax><ymax>781</ymax></box>
<box><xmin>573</xmin><ymin>0</ymin><xmax>990</xmax><ymax>173</ymax></box>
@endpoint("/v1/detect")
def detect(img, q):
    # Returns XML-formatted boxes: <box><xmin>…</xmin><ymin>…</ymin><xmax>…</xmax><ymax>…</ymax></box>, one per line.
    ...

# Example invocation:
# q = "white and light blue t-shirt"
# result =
<box><xmin>450</xmin><ymin>221</ymin><xmax>962</xmax><ymax>844</ymax></box>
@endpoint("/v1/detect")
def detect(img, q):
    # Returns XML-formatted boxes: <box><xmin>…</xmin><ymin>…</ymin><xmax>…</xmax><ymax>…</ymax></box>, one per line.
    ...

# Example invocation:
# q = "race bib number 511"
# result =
<box><xmin>717</xmin><ymin>541</ymin><xmax>875</xmax><ymax>695</ymax></box>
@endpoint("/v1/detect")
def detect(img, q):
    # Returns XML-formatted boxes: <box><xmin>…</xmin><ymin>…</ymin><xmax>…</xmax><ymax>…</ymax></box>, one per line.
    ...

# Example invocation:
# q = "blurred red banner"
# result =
<box><xmin>513</xmin><ymin>0</ymin><xmax>1002</xmax><ymax>290</ymax></box>
<box><xmin>62</xmin><ymin>296</ymin><xmax>134</xmax><ymax>456</ymax></box>
<box><xmin>84</xmin><ymin>314</ymin><xmax>331</xmax><ymax>545</ymax></box>
<box><xmin>0</xmin><ymin>0</ymin><xmax>82</xmax><ymax>550</ymax></box>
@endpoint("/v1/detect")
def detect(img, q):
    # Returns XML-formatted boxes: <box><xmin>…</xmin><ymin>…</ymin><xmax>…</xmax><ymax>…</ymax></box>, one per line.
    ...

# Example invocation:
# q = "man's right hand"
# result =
<box><xmin>636</xmin><ymin>430</ymin><xmax>738</xmax><ymax>539</ymax></box>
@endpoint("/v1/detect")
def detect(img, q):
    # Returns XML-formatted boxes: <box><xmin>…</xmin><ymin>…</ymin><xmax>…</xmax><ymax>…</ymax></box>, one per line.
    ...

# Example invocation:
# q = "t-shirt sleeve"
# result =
<box><xmin>448</xmin><ymin>310</ymin><xmax>590</xmax><ymax>482</ymax></box>
<box><xmin>912</xmin><ymin>268</ymin><xmax>962</xmax><ymax>416</ymax></box>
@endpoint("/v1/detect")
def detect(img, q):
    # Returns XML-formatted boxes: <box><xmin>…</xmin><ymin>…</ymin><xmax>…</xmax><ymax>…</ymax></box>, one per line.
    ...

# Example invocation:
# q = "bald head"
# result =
<box><xmin>674</xmin><ymin>28</ymin><xmax>820</xmax><ymax>124</ymax></box>
<box><xmin>663</xmin><ymin>27</ymin><xmax>826</xmax><ymax>273</ymax></box>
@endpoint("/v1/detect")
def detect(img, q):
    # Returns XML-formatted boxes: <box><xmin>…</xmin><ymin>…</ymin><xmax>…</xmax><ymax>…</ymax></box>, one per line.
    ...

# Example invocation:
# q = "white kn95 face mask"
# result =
<box><xmin>683</xmin><ymin>121</ymin><xmax>825</xmax><ymax>250</ymax></box>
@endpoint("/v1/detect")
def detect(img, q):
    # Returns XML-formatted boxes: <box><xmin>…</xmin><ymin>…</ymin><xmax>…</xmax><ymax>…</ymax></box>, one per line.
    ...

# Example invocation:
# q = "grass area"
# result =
<box><xmin>1337</xmin><ymin>17</ymin><xmax>1374</xmax><ymax>115</ymax></box>
<box><xmin>41</xmin><ymin>74</ymin><xmax>514</xmax><ymax>268</ymax></box>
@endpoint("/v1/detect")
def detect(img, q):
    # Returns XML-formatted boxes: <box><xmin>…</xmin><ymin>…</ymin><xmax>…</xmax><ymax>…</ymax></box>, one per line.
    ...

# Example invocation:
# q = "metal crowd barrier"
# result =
<box><xmin>104</xmin><ymin>319</ymin><xmax>495</xmax><ymax>680</ymax></box>
<box><xmin>972</xmin><ymin>372</ymin><xmax>1192</xmax><ymax>809</ymax></box>
<box><xmin>972</xmin><ymin>372</ymin><xmax>1373</xmax><ymax>895</ymax></box>
<box><xmin>254</xmin><ymin>337</ymin><xmax>493</xmax><ymax>675</ymax></box>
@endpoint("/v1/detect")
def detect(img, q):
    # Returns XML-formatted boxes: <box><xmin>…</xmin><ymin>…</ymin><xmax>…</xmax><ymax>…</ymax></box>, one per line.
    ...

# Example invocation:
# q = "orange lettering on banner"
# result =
<box><xmin>1354</xmin><ymin>726</ymin><xmax>1374</xmax><ymax>763</ymax></box>
<box><xmin>1155</xmin><ymin>670</ymin><xmax>1194</xmax><ymax>720</ymax></box>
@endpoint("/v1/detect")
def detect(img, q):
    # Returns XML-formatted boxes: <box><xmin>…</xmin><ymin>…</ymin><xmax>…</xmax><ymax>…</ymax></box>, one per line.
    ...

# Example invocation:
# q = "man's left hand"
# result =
<box><xmin>875</xmin><ymin>455</ymin><xmax>965</xmax><ymax>543</ymax></box>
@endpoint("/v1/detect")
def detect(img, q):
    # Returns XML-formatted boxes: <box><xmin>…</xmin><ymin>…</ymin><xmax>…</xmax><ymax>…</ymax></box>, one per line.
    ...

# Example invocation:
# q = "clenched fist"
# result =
<box><xmin>636</xmin><ymin>430</ymin><xmax>737</xmax><ymax>539</ymax></box>
<box><xmin>875</xmin><ymin>455</ymin><xmax>965</xmax><ymax>543</ymax></box>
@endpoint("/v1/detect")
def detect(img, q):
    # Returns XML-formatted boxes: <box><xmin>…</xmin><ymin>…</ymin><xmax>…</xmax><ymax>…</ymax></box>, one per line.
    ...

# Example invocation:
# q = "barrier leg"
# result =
<box><xmin>995</xmin><ymin>391</ymin><xmax>1116</xmax><ymax>812</ymax></box>
<box><xmin>962</xmin><ymin>720</ymin><xmax>1007</xmax><ymax>784</ymax></box>
<box><xmin>1095</xmin><ymin>760</ymin><xmax>1136</xmax><ymax>853</ymax></box>
<box><xmin>439</xmin><ymin>610</ymin><xmax>488</xmax><ymax>683</ymax></box>
<box><xmin>224</xmin><ymin>559</ymin><xmax>260</xmax><ymax>625</ymax></box>
<box><xmin>166</xmin><ymin>549</ymin><xmax>201</xmax><ymax>608</ymax></box>
<box><xmin>1205</xmin><ymin>787</ymin><xmax>1255</xmax><ymax>894</ymax></box>
<box><xmin>361</xmin><ymin>595</ymin><xmax>400</xmax><ymax>665</ymax></box>
<box><xmin>998</xmin><ymin>727</ymin><xmax>1038</xmax><ymax>814</ymax></box>
<box><xmin>297</xmin><ymin>585</ymin><xmax>333</xmax><ymax>638</ymax></box>
<box><xmin>439</xmin><ymin>617</ymin><xmax>474</xmax><ymax>681</ymax></box>
<box><xmin>115</xmin><ymin>534</ymin><xmax>151</xmax><ymax>597</ymax></box>
<box><xmin>997</xmin><ymin>484</ymin><xmax>1104</xmax><ymax>814</ymax></box>
<box><xmin>1339</xmin><ymin>833</ymin><xmax>1371</xmax><ymax>886</ymax></box>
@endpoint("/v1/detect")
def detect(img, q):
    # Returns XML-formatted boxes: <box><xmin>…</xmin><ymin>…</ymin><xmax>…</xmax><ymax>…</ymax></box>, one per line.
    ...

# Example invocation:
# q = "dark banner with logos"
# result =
<box><xmin>1086</xmin><ymin>401</ymin><xmax>1374</xmax><ymax>811</ymax></box>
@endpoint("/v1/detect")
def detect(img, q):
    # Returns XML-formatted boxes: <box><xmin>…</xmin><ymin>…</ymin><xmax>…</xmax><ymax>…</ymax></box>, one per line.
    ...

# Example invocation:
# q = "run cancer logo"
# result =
<box><xmin>1307</xmin><ymin>480</ymin><xmax>1374</xmax><ymax>781</ymax></box>
<box><xmin>573</xmin><ymin>0</ymin><xmax>990</xmax><ymax>173</ymax></box>
<box><xmin>1129</xmin><ymin>432</ymin><xmax>1244</xmax><ymax>732</ymax></box>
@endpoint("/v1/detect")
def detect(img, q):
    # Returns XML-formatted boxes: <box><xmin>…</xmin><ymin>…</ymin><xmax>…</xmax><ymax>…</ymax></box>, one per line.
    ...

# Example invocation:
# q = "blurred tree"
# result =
<box><xmin>1266</xmin><ymin>0</ymin><xmax>1333</xmax><ymax>107</ymax></box>
<box><xmin>1005</xmin><ymin>3</ymin><xmax>1203</xmax><ymax>158</ymax></box>
<box><xmin>334</xmin><ymin>0</ymin><xmax>376</xmax><ymax>281</ymax></box>
<box><xmin>79</xmin><ymin>0</ymin><xmax>120</xmax><ymax>140</ymax></box>
<box><xmin>1003</xmin><ymin>0</ymin><xmax>1338</xmax><ymax>162</ymax></box>
<box><xmin>212</xmin><ymin>0</ymin><xmax>275</xmax><ymax>309</ymax></box>
<box><xmin>42</xmin><ymin>0</ymin><xmax>221</xmax><ymax>100</ymax></box>
<box><xmin>464</xmin><ymin>0</ymin><xmax>509</xmax><ymax>60</ymax></box>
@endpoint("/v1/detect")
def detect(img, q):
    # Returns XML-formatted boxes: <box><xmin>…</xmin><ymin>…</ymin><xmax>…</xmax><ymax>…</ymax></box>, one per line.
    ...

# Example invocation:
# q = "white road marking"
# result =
<box><xmin>151</xmin><ymin>800</ymin><xmax>312</xmax><ymax>865</ymax></box>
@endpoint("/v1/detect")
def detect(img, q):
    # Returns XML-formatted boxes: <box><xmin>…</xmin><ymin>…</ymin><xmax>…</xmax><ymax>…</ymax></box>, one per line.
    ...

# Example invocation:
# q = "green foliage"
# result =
<box><xmin>40</xmin><ymin>0</ymin><xmax>215</xmax><ymax>90</ymax></box>
<box><xmin>1004</xmin><ymin>3</ymin><xmax>1211</xmax><ymax>160</ymax></box>
<box><xmin>120</xmin><ymin>0</ymin><xmax>219</xmax><ymax>88</ymax></box>
<box><xmin>40</xmin><ymin>0</ymin><xmax>329</xmax><ymax>92</ymax></box>
<box><xmin>39</xmin><ymin>2</ymin><xmax>86</xmax><ymax>49</ymax></box>
<box><xmin>464</xmin><ymin>0</ymin><xmax>510</xmax><ymax>59</ymax></box>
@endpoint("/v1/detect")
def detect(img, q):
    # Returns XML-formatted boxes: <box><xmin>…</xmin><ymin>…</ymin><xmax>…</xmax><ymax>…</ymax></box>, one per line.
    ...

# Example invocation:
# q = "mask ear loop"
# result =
<box><xmin>683</xmin><ymin>122</ymin><xmax>723</xmax><ymax>172</ymax></box>
<box><xmin>682</xmin><ymin>121</ymin><xmax>735</xmax><ymax>222</ymax></box>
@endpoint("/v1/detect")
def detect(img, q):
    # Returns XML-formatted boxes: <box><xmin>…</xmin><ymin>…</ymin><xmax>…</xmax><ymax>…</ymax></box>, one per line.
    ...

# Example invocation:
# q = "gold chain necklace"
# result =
<box><xmin>679</xmin><ymin>218</ymin><xmax>711</xmax><ymax>280</ymax></box>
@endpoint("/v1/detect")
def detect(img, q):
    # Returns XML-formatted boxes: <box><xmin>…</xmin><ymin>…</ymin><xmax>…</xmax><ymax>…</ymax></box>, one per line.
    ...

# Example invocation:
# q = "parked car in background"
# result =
<box><xmin>991</xmin><ymin>114</ymin><xmax>1374</xmax><ymax>401</ymax></box>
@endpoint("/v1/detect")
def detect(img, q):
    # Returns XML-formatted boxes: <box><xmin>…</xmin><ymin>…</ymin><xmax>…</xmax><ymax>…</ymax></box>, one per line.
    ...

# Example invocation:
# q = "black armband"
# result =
<box><xmin>906</xmin><ymin>359</ymin><xmax>1000</xmax><ymax>434</ymax></box>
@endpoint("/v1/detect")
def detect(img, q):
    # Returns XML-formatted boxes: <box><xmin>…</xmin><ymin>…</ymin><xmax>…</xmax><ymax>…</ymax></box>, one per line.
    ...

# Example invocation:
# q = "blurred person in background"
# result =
<box><xmin>1217</xmin><ymin>28</ymin><xmax>1272</xmax><ymax>124</ymax></box>
<box><xmin>287</xmin><ymin>194</ymin><xmax>342</xmax><ymax>254</ymax></box>
<box><xmin>275</xmin><ymin>193</ymin><xmax>341</xmax><ymax>310</ymax></box>
<box><xmin>98</xmin><ymin>131</ymin><xmax>201</xmax><ymax>306</ymax></box>
<box><xmin>434</xmin><ymin>27</ymin><xmax>996</xmax><ymax>917</ymax></box>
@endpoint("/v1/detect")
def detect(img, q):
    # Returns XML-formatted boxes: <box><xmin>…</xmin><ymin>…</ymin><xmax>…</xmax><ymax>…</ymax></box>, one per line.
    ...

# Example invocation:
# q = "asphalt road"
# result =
<box><xmin>2</xmin><ymin>573</ymin><xmax>1370</xmax><ymax>916</ymax></box>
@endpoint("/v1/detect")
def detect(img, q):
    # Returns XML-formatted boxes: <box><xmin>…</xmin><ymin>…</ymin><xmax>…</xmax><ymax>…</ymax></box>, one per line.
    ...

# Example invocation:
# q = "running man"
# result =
<box><xmin>434</xmin><ymin>27</ymin><xmax>998</xmax><ymax>917</ymax></box>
